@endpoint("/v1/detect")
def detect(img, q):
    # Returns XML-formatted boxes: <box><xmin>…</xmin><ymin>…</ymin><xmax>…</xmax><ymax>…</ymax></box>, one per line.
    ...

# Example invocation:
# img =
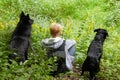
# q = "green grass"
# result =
<box><xmin>0</xmin><ymin>0</ymin><xmax>120</xmax><ymax>80</ymax></box>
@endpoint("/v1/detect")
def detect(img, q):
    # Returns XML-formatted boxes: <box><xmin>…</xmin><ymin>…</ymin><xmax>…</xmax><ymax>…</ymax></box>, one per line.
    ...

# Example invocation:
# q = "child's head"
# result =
<box><xmin>50</xmin><ymin>22</ymin><xmax>62</xmax><ymax>38</ymax></box>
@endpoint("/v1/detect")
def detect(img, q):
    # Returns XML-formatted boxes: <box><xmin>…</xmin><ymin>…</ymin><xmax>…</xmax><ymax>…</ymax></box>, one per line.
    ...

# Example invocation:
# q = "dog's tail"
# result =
<box><xmin>8</xmin><ymin>53</ymin><xmax>17</xmax><ymax>64</ymax></box>
<box><xmin>29</xmin><ymin>40</ymin><xmax>37</xmax><ymax>55</ymax></box>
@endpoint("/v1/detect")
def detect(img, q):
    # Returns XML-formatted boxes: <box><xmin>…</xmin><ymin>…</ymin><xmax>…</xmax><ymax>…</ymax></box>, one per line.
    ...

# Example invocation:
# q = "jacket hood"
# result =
<box><xmin>41</xmin><ymin>37</ymin><xmax>64</xmax><ymax>49</ymax></box>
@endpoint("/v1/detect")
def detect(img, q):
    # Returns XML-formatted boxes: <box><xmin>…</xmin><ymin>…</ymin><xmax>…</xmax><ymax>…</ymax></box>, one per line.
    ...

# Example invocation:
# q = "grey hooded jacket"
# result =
<box><xmin>41</xmin><ymin>37</ymin><xmax>76</xmax><ymax>71</ymax></box>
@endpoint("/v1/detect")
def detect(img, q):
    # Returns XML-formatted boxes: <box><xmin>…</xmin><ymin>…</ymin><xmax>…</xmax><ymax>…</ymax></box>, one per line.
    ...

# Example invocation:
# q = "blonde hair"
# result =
<box><xmin>50</xmin><ymin>22</ymin><xmax>62</xmax><ymax>37</ymax></box>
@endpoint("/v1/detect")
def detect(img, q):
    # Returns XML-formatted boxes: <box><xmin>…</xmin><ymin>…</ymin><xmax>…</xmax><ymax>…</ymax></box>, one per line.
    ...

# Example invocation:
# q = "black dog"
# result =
<box><xmin>81</xmin><ymin>29</ymin><xmax>108</xmax><ymax>80</ymax></box>
<box><xmin>8</xmin><ymin>11</ymin><xmax>33</xmax><ymax>63</ymax></box>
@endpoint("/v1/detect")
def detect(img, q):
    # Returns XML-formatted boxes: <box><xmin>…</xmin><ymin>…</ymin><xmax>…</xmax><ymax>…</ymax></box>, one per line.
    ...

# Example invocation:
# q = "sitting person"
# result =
<box><xmin>41</xmin><ymin>22</ymin><xmax>76</xmax><ymax>76</ymax></box>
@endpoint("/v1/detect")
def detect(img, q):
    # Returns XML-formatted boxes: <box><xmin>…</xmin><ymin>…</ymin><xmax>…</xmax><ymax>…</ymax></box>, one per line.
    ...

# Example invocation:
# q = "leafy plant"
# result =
<box><xmin>0</xmin><ymin>0</ymin><xmax>120</xmax><ymax>80</ymax></box>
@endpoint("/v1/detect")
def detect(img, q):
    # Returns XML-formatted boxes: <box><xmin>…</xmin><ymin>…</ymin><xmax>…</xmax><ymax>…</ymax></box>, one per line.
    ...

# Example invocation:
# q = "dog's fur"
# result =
<box><xmin>81</xmin><ymin>29</ymin><xmax>108</xmax><ymax>80</ymax></box>
<box><xmin>8</xmin><ymin>11</ymin><xmax>33</xmax><ymax>63</ymax></box>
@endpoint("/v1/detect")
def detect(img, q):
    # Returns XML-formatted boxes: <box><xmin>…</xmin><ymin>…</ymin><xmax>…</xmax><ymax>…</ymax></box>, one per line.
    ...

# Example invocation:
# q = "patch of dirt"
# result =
<box><xmin>54</xmin><ymin>63</ymin><xmax>82</xmax><ymax>80</ymax></box>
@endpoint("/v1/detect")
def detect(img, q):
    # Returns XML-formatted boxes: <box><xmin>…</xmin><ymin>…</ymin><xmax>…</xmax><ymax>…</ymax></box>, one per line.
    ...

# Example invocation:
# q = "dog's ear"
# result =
<box><xmin>20</xmin><ymin>11</ymin><xmax>25</xmax><ymax>21</ymax></box>
<box><xmin>106</xmin><ymin>32</ymin><xmax>109</xmax><ymax>37</ymax></box>
<box><xmin>26</xmin><ymin>14</ymin><xmax>33</xmax><ymax>24</ymax></box>
<box><xmin>105</xmin><ymin>30</ymin><xmax>109</xmax><ymax>37</ymax></box>
<box><xmin>20</xmin><ymin>11</ymin><xmax>25</xmax><ymax>17</ymax></box>
<box><xmin>26</xmin><ymin>14</ymin><xmax>29</xmax><ymax>18</ymax></box>
<box><xmin>94</xmin><ymin>28</ymin><xmax>100</xmax><ymax>32</ymax></box>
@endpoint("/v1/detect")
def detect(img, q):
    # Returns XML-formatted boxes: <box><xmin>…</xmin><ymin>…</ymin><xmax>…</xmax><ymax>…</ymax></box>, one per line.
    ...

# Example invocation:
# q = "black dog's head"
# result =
<box><xmin>20</xmin><ymin>11</ymin><xmax>34</xmax><ymax>25</ymax></box>
<box><xmin>94</xmin><ymin>28</ymin><xmax>108</xmax><ymax>41</ymax></box>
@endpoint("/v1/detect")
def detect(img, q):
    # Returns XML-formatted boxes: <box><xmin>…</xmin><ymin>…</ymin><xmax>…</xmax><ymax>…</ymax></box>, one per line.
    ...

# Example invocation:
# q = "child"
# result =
<box><xmin>41</xmin><ymin>22</ymin><xmax>76</xmax><ymax>76</ymax></box>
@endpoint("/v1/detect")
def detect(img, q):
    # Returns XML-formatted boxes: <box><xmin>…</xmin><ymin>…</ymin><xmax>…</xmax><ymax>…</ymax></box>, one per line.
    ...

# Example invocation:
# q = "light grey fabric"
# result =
<box><xmin>68</xmin><ymin>45</ymin><xmax>76</xmax><ymax>56</ymax></box>
<box><xmin>41</xmin><ymin>37</ymin><xmax>64</xmax><ymax>49</ymax></box>
<box><xmin>41</xmin><ymin>37</ymin><xmax>76</xmax><ymax>71</ymax></box>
